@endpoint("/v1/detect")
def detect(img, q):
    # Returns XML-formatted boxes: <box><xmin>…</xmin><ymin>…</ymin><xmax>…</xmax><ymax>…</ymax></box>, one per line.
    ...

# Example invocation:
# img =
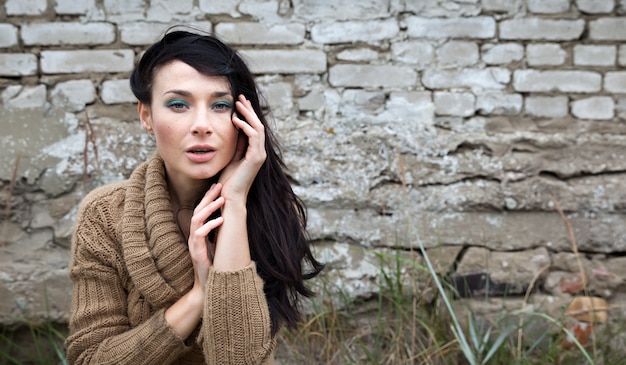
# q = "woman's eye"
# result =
<box><xmin>212</xmin><ymin>101</ymin><xmax>233</xmax><ymax>111</ymax></box>
<box><xmin>165</xmin><ymin>99</ymin><xmax>189</xmax><ymax>111</ymax></box>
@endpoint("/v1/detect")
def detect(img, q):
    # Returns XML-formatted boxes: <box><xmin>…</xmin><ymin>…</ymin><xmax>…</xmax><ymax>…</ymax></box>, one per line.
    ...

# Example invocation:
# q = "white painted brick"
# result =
<box><xmin>51</xmin><ymin>80</ymin><xmax>96</xmax><ymax>111</ymax></box>
<box><xmin>104</xmin><ymin>0</ymin><xmax>146</xmax><ymax>14</ymax></box>
<box><xmin>405</xmin><ymin>16</ymin><xmax>496</xmax><ymax>39</ymax></box>
<box><xmin>298</xmin><ymin>90</ymin><xmax>324</xmax><ymax>111</ymax></box>
<box><xmin>311</xmin><ymin>19</ymin><xmax>399</xmax><ymax>44</ymax></box>
<box><xmin>619</xmin><ymin>46</ymin><xmax>626</xmax><ymax>66</ymax></box>
<box><xmin>120</xmin><ymin>22</ymin><xmax>212</xmax><ymax>46</ymax></box>
<box><xmin>198</xmin><ymin>0</ymin><xmax>239</xmax><ymax>17</ymax></box>
<box><xmin>337</xmin><ymin>48</ymin><xmax>379</xmax><ymax>62</ymax></box>
<box><xmin>1</xmin><ymin>85</ymin><xmax>47</xmax><ymax>109</ymax></box>
<box><xmin>571</xmin><ymin>97</ymin><xmax>614</xmax><ymax>120</ymax></box>
<box><xmin>340</xmin><ymin>90</ymin><xmax>385</xmax><ymax>115</ymax></box>
<box><xmin>500</xmin><ymin>18</ymin><xmax>584</xmax><ymax>40</ymax></box>
<box><xmin>513</xmin><ymin>70</ymin><xmax>601</xmax><ymax>93</ymax></box>
<box><xmin>149</xmin><ymin>0</ymin><xmax>193</xmax><ymax>15</ymax></box>
<box><xmin>391</xmin><ymin>41</ymin><xmax>434</xmax><ymax>69</ymax></box>
<box><xmin>526</xmin><ymin>43</ymin><xmax>567</xmax><ymax>66</ymax></box>
<box><xmin>0</xmin><ymin>24</ymin><xmax>18</xmax><ymax>48</ymax></box>
<box><xmin>605</xmin><ymin>72</ymin><xmax>626</xmax><ymax>93</ymax></box>
<box><xmin>216</xmin><ymin>22</ymin><xmax>305</xmax><ymax>45</ymax></box>
<box><xmin>527</xmin><ymin>0</ymin><xmax>570</xmax><ymax>13</ymax></box>
<box><xmin>573</xmin><ymin>45</ymin><xmax>616</xmax><ymax>66</ymax></box>
<box><xmin>41</xmin><ymin>50</ymin><xmax>135</xmax><ymax>74</ymax></box>
<box><xmin>21</xmin><ymin>23</ymin><xmax>116</xmax><ymax>46</ymax></box>
<box><xmin>434</xmin><ymin>92</ymin><xmax>475</xmax><ymax>117</ymax></box>
<box><xmin>422</xmin><ymin>68</ymin><xmax>510</xmax><ymax>90</ymax></box>
<box><xmin>329</xmin><ymin>64</ymin><xmax>418</xmax><ymax>88</ymax></box>
<box><xmin>576</xmin><ymin>0</ymin><xmax>614</xmax><ymax>13</ymax></box>
<box><xmin>525</xmin><ymin>96</ymin><xmax>569</xmax><ymax>118</ymax></box>
<box><xmin>292</xmin><ymin>0</ymin><xmax>389</xmax><ymax>21</ymax></box>
<box><xmin>55</xmin><ymin>0</ymin><xmax>95</xmax><ymax>15</ymax></box>
<box><xmin>437</xmin><ymin>41</ymin><xmax>479</xmax><ymax>68</ymax></box>
<box><xmin>259</xmin><ymin>82</ymin><xmax>293</xmax><ymax>118</ymax></box>
<box><xmin>481</xmin><ymin>0</ymin><xmax>523</xmax><ymax>12</ymax></box>
<box><xmin>381</xmin><ymin>91</ymin><xmax>434</xmax><ymax>125</ymax></box>
<box><xmin>101</xmin><ymin>79</ymin><xmax>136</xmax><ymax>104</ymax></box>
<box><xmin>589</xmin><ymin>18</ymin><xmax>626</xmax><ymax>40</ymax></box>
<box><xmin>239</xmin><ymin>50</ymin><xmax>326</xmax><ymax>74</ymax></box>
<box><xmin>0</xmin><ymin>54</ymin><xmax>37</xmax><ymax>76</ymax></box>
<box><xmin>481</xmin><ymin>43</ymin><xmax>524</xmax><ymax>65</ymax></box>
<box><xmin>476</xmin><ymin>92</ymin><xmax>522</xmax><ymax>115</ymax></box>
<box><xmin>6</xmin><ymin>0</ymin><xmax>47</xmax><ymax>15</ymax></box>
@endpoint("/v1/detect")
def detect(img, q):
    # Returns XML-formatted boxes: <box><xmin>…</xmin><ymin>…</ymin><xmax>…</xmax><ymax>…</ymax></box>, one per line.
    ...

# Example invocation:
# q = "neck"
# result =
<box><xmin>167</xmin><ymin>174</ymin><xmax>213</xmax><ymax>209</ymax></box>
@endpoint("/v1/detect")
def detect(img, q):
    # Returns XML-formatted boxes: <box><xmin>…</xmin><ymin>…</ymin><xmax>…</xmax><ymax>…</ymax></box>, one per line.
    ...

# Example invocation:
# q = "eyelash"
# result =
<box><xmin>164</xmin><ymin>100</ymin><xmax>233</xmax><ymax>112</ymax></box>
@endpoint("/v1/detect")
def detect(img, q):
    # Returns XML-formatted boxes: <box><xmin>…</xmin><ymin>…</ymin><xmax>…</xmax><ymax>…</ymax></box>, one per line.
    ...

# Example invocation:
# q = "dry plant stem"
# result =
<box><xmin>82</xmin><ymin>111</ymin><xmax>100</xmax><ymax>195</ymax></box>
<box><xmin>550</xmin><ymin>195</ymin><xmax>597</xmax><ymax>362</ymax></box>
<box><xmin>516</xmin><ymin>263</ymin><xmax>550</xmax><ymax>359</ymax></box>
<box><xmin>1</xmin><ymin>152</ymin><xmax>21</xmax><ymax>247</ymax></box>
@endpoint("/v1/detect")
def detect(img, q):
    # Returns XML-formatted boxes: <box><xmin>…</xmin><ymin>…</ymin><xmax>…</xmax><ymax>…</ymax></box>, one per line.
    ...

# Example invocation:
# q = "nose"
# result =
<box><xmin>190</xmin><ymin>109</ymin><xmax>213</xmax><ymax>135</ymax></box>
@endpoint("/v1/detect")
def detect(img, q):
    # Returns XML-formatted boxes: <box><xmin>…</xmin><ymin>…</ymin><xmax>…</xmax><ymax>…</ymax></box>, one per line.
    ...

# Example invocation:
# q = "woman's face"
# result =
<box><xmin>139</xmin><ymin>60</ymin><xmax>238</xmax><ymax>185</ymax></box>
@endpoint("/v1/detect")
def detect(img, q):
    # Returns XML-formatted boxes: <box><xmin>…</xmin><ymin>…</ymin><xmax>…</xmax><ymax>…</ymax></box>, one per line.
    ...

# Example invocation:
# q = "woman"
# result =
<box><xmin>65</xmin><ymin>28</ymin><xmax>324</xmax><ymax>364</ymax></box>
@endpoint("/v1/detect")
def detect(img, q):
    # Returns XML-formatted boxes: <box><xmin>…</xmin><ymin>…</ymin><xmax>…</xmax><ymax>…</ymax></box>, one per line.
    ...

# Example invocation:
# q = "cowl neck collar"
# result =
<box><xmin>121</xmin><ymin>154</ymin><xmax>194</xmax><ymax>307</ymax></box>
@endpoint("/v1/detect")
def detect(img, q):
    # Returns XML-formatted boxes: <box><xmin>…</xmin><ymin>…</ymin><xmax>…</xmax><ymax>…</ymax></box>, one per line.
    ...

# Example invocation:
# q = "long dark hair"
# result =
<box><xmin>130</xmin><ymin>28</ymin><xmax>324</xmax><ymax>335</ymax></box>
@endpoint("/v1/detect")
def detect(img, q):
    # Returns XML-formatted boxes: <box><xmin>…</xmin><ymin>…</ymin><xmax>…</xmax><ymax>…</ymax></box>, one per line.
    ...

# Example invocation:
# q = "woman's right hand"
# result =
<box><xmin>188</xmin><ymin>183</ymin><xmax>225</xmax><ymax>293</ymax></box>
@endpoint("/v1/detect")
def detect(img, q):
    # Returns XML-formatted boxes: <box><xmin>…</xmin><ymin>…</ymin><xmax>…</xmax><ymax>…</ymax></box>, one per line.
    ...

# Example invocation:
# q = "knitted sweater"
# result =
<box><xmin>65</xmin><ymin>154</ymin><xmax>275</xmax><ymax>365</ymax></box>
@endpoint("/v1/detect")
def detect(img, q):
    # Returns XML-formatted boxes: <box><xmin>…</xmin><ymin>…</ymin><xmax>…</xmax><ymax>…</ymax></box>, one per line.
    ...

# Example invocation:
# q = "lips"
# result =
<box><xmin>187</xmin><ymin>144</ymin><xmax>215</xmax><ymax>153</ymax></box>
<box><xmin>186</xmin><ymin>144</ymin><xmax>216</xmax><ymax>162</ymax></box>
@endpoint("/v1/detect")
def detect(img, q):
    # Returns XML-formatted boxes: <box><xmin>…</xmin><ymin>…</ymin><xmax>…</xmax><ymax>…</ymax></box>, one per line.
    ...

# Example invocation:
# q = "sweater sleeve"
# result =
<box><xmin>201</xmin><ymin>262</ymin><xmax>276</xmax><ymax>365</ymax></box>
<box><xmin>65</xmin><ymin>194</ymin><xmax>191</xmax><ymax>365</ymax></box>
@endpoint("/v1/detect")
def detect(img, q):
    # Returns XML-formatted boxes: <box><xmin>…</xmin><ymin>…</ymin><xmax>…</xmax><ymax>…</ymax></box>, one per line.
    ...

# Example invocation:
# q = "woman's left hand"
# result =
<box><xmin>218</xmin><ymin>95</ymin><xmax>266</xmax><ymax>202</ymax></box>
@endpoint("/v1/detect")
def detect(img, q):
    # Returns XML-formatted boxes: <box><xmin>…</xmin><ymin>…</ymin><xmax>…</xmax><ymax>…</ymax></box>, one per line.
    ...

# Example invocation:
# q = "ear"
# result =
<box><xmin>138</xmin><ymin>102</ymin><xmax>154</xmax><ymax>134</ymax></box>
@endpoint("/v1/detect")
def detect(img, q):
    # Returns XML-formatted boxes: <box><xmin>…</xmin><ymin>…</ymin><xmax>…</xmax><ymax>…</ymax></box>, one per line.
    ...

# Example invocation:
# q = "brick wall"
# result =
<box><xmin>1</xmin><ymin>0</ymin><xmax>626</xmax><ymax>325</ymax></box>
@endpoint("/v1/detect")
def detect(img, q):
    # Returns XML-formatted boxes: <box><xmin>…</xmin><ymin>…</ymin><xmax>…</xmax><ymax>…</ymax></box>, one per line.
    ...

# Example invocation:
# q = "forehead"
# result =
<box><xmin>152</xmin><ymin>60</ymin><xmax>232</xmax><ymax>93</ymax></box>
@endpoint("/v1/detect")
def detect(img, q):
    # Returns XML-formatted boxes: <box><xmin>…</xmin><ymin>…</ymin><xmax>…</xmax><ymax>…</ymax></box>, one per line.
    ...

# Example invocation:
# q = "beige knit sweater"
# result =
<box><xmin>65</xmin><ymin>155</ymin><xmax>275</xmax><ymax>365</ymax></box>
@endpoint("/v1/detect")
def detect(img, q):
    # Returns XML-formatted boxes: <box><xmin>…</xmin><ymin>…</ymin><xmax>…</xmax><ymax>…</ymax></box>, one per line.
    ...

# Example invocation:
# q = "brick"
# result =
<box><xmin>329</xmin><ymin>64</ymin><xmax>418</xmax><ymax>88</ymax></box>
<box><xmin>481</xmin><ymin>0</ymin><xmax>522</xmax><ymax>12</ymax></box>
<box><xmin>620</xmin><ymin>46</ymin><xmax>626</xmax><ymax>66</ymax></box>
<box><xmin>605</xmin><ymin>72</ymin><xmax>626</xmax><ymax>93</ymax></box>
<box><xmin>526</xmin><ymin>43</ymin><xmax>567</xmax><ymax>66</ymax></box>
<box><xmin>259</xmin><ymin>82</ymin><xmax>293</xmax><ymax>117</ymax></box>
<box><xmin>0</xmin><ymin>54</ymin><xmax>37</xmax><ymax>76</ymax></box>
<box><xmin>513</xmin><ymin>70</ymin><xmax>601</xmax><ymax>93</ymax></box>
<box><xmin>51</xmin><ymin>80</ymin><xmax>96</xmax><ymax>111</ymax></box>
<box><xmin>573</xmin><ymin>45</ymin><xmax>616</xmax><ymax>66</ymax></box>
<box><xmin>527</xmin><ymin>0</ymin><xmax>570</xmax><ymax>13</ymax></box>
<box><xmin>311</xmin><ymin>19</ymin><xmax>398</xmax><ymax>44</ymax></box>
<box><xmin>1</xmin><ymin>85</ymin><xmax>47</xmax><ymax>109</ymax></box>
<box><xmin>437</xmin><ymin>41</ymin><xmax>479</xmax><ymax>68</ymax></box>
<box><xmin>589</xmin><ymin>18</ymin><xmax>626</xmax><ymax>40</ymax></box>
<box><xmin>405</xmin><ymin>16</ymin><xmax>496</xmax><ymax>39</ymax></box>
<box><xmin>391</xmin><ymin>41</ymin><xmax>434</xmax><ymax>69</ymax></box>
<box><xmin>422</xmin><ymin>68</ymin><xmax>510</xmax><ymax>90</ymax></box>
<box><xmin>381</xmin><ymin>91</ymin><xmax>434</xmax><ymax>123</ymax></box>
<box><xmin>340</xmin><ymin>90</ymin><xmax>385</xmax><ymax>115</ymax></box>
<box><xmin>291</xmin><ymin>0</ymin><xmax>389</xmax><ymax>21</ymax></box>
<box><xmin>6</xmin><ymin>0</ymin><xmax>47</xmax><ymax>15</ymax></box>
<box><xmin>239</xmin><ymin>50</ymin><xmax>326</xmax><ymax>74</ymax></box>
<box><xmin>120</xmin><ymin>22</ymin><xmax>212</xmax><ymax>45</ymax></box>
<box><xmin>481</xmin><ymin>43</ymin><xmax>524</xmax><ymax>65</ymax></box>
<box><xmin>21</xmin><ymin>22</ymin><xmax>116</xmax><ymax>46</ymax></box>
<box><xmin>0</xmin><ymin>24</ymin><xmax>18</xmax><ymax>48</ymax></box>
<box><xmin>149</xmin><ymin>0</ymin><xmax>193</xmax><ymax>15</ymax></box>
<box><xmin>500</xmin><ymin>18</ymin><xmax>584</xmax><ymax>40</ymax></box>
<box><xmin>434</xmin><ymin>92</ymin><xmax>475</xmax><ymax>117</ymax></box>
<box><xmin>576</xmin><ymin>0</ymin><xmax>614</xmax><ymax>13</ymax></box>
<box><xmin>571</xmin><ymin>97</ymin><xmax>614</xmax><ymax>120</ymax></box>
<box><xmin>198</xmin><ymin>0</ymin><xmax>239</xmax><ymax>16</ymax></box>
<box><xmin>476</xmin><ymin>92</ymin><xmax>522</xmax><ymax>115</ymax></box>
<box><xmin>337</xmin><ymin>48</ymin><xmax>379</xmax><ymax>62</ymax></box>
<box><xmin>41</xmin><ymin>50</ymin><xmax>135</xmax><ymax>74</ymax></box>
<box><xmin>298</xmin><ymin>90</ymin><xmax>324</xmax><ymax>111</ymax></box>
<box><xmin>525</xmin><ymin>96</ymin><xmax>569</xmax><ymax>118</ymax></box>
<box><xmin>101</xmin><ymin>79</ymin><xmax>135</xmax><ymax>104</ymax></box>
<box><xmin>104</xmin><ymin>0</ymin><xmax>146</xmax><ymax>14</ymax></box>
<box><xmin>55</xmin><ymin>0</ymin><xmax>95</xmax><ymax>14</ymax></box>
<box><xmin>216</xmin><ymin>22</ymin><xmax>305</xmax><ymax>45</ymax></box>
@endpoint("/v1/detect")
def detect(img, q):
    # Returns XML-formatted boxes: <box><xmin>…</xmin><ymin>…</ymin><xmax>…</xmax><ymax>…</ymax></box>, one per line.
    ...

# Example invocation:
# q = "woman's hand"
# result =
<box><xmin>188</xmin><ymin>183</ymin><xmax>224</xmax><ymax>290</ymax></box>
<box><xmin>218</xmin><ymin>95</ymin><xmax>267</xmax><ymax>203</ymax></box>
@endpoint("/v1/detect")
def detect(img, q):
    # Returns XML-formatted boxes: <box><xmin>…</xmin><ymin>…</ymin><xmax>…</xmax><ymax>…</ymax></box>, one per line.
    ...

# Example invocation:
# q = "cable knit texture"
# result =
<box><xmin>65</xmin><ymin>154</ymin><xmax>275</xmax><ymax>365</ymax></box>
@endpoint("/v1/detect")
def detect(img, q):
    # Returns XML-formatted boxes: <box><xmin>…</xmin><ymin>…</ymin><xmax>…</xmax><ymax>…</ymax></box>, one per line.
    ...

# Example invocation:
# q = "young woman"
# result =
<box><xmin>65</xmin><ymin>28</ymin><xmax>324</xmax><ymax>365</ymax></box>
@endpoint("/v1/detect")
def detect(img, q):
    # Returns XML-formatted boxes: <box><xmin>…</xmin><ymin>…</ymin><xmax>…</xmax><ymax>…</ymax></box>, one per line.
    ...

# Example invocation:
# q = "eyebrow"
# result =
<box><xmin>163</xmin><ymin>89</ymin><xmax>232</xmax><ymax>98</ymax></box>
